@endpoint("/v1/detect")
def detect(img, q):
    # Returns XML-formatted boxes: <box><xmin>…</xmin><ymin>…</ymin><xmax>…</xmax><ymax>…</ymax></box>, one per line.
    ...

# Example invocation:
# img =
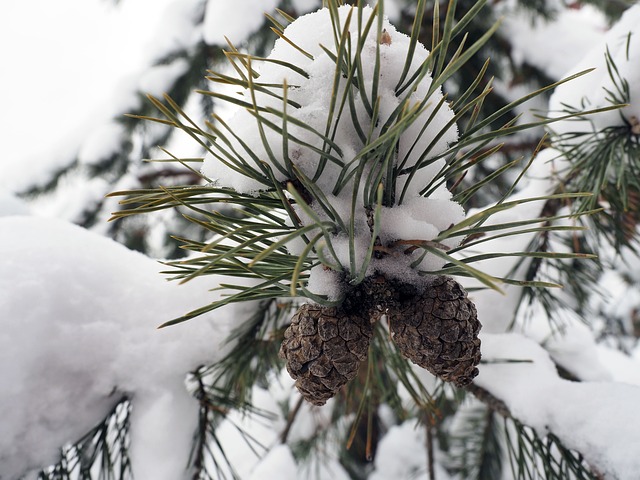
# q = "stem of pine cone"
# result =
<box><xmin>345</xmin><ymin>357</ymin><xmax>381</xmax><ymax>463</ymax></box>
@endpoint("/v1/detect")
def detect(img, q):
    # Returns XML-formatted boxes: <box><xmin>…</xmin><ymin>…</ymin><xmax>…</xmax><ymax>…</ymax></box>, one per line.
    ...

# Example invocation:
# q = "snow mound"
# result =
<box><xmin>0</xmin><ymin>216</ymin><xmax>235</xmax><ymax>479</ymax></box>
<box><xmin>478</xmin><ymin>332</ymin><xmax>640</xmax><ymax>480</ymax></box>
<box><xmin>549</xmin><ymin>4</ymin><xmax>640</xmax><ymax>135</ymax></box>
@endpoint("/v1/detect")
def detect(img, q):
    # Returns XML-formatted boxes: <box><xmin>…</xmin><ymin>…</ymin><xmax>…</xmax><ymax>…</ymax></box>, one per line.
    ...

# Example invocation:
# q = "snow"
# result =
<box><xmin>0</xmin><ymin>216</ymin><xmax>236</xmax><ymax>479</ymax></box>
<box><xmin>0</xmin><ymin>0</ymin><xmax>204</xmax><ymax>193</ymax></box>
<box><xmin>203</xmin><ymin>0</ymin><xmax>280</xmax><ymax>45</ymax></box>
<box><xmin>500</xmin><ymin>4</ymin><xmax>607</xmax><ymax>81</ymax></box>
<box><xmin>548</xmin><ymin>4</ymin><xmax>640</xmax><ymax>135</ymax></box>
<box><xmin>369</xmin><ymin>419</ymin><xmax>452</xmax><ymax>480</ymax></box>
<box><xmin>29</xmin><ymin>173</ymin><xmax>111</xmax><ymax>223</ymax></box>
<box><xmin>0</xmin><ymin>191</ymin><xmax>30</xmax><ymax>217</ymax></box>
<box><xmin>477</xmin><ymin>332</ymin><xmax>640</xmax><ymax>480</ymax></box>
<box><xmin>248</xmin><ymin>444</ymin><xmax>298</xmax><ymax>480</ymax></box>
<box><xmin>291</xmin><ymin>0</ymin><xmax>322</xmax><ymax>15</ymax></box>
<box><xmin>77</xmin><ymin>121</ymin><xmax>127</xmax><ymax>166</ymax></box>
<box><xmin>138</xmin><ymin>57</ymin><xmax>191</xmax><ymax>97</ymax></box>
<box><xmin>3</xmin><ymin>1</ymin><xmax>640</xmax><ymax>478</ymax></box>
<box><xmin>369</xmin><ymin>421</ymin><xmax>427</xmax><ymax>480</ymax></box>
<box><xmin>144</xmin><ymin>0</ymin><xmax>206</xmax><ymax>61</ymax></box>
<box><xmin>202</xmin><ymin>5</ymin><xmax>462</xmax><ymax>293</ymax></box>
<box><xmin>463</xmin><ymin>147</ymin><xmax>565</xmax><ymax>332</ymax></box>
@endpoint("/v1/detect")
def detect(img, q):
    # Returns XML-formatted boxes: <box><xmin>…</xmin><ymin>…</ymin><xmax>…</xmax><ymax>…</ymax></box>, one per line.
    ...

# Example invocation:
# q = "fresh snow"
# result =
<box><xmin>2</xmin><ymin>1</ymin><xmax>640</xmax><ymax>479</ymax></box>
<box><xmin>0</xmin><ymin>0</ymin><xmax>204</xmax><ymax>193</ymax></box>
<box><xmin>248</xmin><ymin>444</ymin><xmax>298</xmax><ymax>480</ymax></box>
<box><xmin>0</xmin><ymin>191</ymin><xmax>30</xmax><ymax>217</ymax></box>
<box><xmin>203</xmin><ymin>0</ymin><xmax>280</xmax><ymax>45</ymax></box>
<box><xmin>137</xmin><ymin>57</ymin><xmax>192</xmax><ymax>97</ymax></box>
<box><xmin>501</xmin><ymin>3</ymin><xmax>607</xmax><ymax>81</ymax></box>
<box><xmin>477</xmin><ymin>333</ymin><xmax>640</xmax><ymax>480</ymax></box>
<box><xmin>0</xmin><ymin>216</ymin><xmax>236</xmax><ymax>479</ymax></box>
<box><xmin>549</xmin><ymin>4</ymin><xmax>640</xmax><ymax>134</ymax></box>
<box><xmin>77</xmin><ymin>121</ymin><xmax>127</xmax><ymax>166</ymax></box>
<box><xmin>202</xmin><ymin>5</ymin><xmax>463</xmax><ymax>292</ymax></box>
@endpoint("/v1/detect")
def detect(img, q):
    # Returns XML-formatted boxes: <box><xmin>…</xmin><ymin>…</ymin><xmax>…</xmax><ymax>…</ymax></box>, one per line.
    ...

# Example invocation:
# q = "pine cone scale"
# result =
<box><xmin>279</xmin><ymin>304</ymin><xmax>373</xmax><ymax>405</ymax></box>
<box><xmin>281</xmin><ymin>276</ymin><xmax>481</xmax><ymax>404</ymax></box>
<box><xmin>389</xmin><ymin>276</ymin><xmax>481</xmax><ymax>387</ymax></box>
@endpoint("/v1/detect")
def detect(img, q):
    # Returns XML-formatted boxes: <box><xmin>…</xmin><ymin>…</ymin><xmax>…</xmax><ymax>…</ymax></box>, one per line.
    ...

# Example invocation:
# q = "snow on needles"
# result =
<box><xmin>477</xmin><ymin>333</ymin><xmax>640</xmax><ymax>480</ymax></box>
<box><xmin>202</xmin><ymin>6</ymin><xmax>463</xmax><ymax>293</ymax></box>
<box><xmin>0</xmin><ymin>216</ymin><xmax>236</xmax><ymax>479</ymax></box>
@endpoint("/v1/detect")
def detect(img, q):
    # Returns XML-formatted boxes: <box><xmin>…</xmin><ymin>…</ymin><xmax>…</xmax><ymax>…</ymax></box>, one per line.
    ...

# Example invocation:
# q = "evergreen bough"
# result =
<box><xmin>37</xmin><ymin>0</ymin><xmax>633</xmax><ymax>479</ymax></box>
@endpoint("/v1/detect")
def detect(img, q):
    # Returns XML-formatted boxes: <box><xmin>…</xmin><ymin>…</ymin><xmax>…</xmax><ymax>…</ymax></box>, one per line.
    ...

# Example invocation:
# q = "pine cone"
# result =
<box><xmin>279</xmin><ymin>304</ymin><xmax>373</xmax><ymax>405</ymax></box>
<box><xmin>388</xmin><ymin>276</ymin><xmax>481</xmax><ymax>387</ymax></box>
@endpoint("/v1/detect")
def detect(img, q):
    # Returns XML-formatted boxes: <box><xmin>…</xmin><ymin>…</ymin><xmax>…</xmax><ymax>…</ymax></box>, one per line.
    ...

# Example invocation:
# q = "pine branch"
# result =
<box><xmin>39</xmin><ymin>398</ymin><xmax>132</xmax><ymax>480</ymax></box>
<box><xmin>466</xmin><ymin>384</ymin><xmax>602</xmax><ymax>480</ymax></box>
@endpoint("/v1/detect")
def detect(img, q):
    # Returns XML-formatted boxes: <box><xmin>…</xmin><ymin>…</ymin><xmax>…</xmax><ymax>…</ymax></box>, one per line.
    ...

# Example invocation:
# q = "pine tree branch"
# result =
<box><xmin>280</xmin><ymin>396</ymin><xmax>304</xmax><ymax>444</ymax></box>
<box><xmin>467</xmin><ymin>383</ymin><xmax>605</xmax><ymax>479</ymax></box>
<box><xmin>466</xmin><ymin>383</ymin><xmax>512</xmax><ymax>419</ymax></box>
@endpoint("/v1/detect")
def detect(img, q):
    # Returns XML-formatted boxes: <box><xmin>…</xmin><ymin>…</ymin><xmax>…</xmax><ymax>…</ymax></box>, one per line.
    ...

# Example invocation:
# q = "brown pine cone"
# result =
<box><xmin>279</xmin><ymin>303</ymin><xmax>373</xmax><ymax>405</ymax></box>
<box><xmin>388</xmin><ymin>276</ymin><xmax>481</xmax><ymax>387</ymax></box>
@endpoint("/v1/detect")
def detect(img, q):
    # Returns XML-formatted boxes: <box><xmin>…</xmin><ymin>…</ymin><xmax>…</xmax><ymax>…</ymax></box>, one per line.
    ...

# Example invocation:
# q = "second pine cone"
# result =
<box><xmin>388</xmin><ymin>276</ymin><xmax>481</xmax><ymax>387</ymax></box>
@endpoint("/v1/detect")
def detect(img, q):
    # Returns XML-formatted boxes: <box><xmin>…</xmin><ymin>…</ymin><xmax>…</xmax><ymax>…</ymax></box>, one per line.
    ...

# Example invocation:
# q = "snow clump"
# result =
<box><xmin>549</xmin><ymin>4</ymin><xmax>640</xmax><ymax>136</ymax></box>
<box><xmin>202</xmin><ymin>5</ymin><xmax>464</xmax><ymax>294</ymax></box>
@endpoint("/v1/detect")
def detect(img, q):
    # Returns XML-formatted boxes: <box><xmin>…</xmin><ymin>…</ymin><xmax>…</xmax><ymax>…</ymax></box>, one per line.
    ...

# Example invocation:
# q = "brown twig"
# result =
<box><xmin>426</xmin><ymin>416</ymin><xmax>436</xmax><ymax>480</ymax></box>
<box><xmin>280</xmin><ymin>396</ymin><xmax>304</xmax><ymax>444</ymax></box>
<box><xmin>466</xmin><ymin>383</ymin><xmax>512</xmax><ymax>419</ymax></box>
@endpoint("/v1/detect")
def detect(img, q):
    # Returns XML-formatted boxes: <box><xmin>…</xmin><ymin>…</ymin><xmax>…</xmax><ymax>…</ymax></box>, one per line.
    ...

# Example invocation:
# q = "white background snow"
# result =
<box><xmin>2</xmin><ymin>1</ymin><xmax>640</xmax><ymax>479</ymax></box>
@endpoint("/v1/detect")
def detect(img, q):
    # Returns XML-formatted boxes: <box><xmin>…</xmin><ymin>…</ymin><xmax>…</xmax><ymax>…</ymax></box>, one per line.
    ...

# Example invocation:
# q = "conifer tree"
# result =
<box><xmin>10</xmin><ymin>1</ymin><xmax>640</xmax><ymax>479</ymax></box>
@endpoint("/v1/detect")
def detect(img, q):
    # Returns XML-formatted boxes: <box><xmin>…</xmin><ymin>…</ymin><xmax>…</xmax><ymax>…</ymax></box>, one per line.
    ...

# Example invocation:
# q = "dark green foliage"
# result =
<box><xmin>39</xmin><ymin>399</ymin><xmax>132</xmax><ymax>480</ymax></box>
<box><xmin>444</xmin><ymin>405</ymin><xmax>503</xmax><ymax>480</ymax></box>
<box><xmin>505</xmin><ymin>419</ymin><xmax>600</xmax><ymax>480</ymax></box>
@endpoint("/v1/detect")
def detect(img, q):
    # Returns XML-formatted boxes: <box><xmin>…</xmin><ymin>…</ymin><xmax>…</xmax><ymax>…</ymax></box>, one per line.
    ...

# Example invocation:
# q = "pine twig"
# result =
<box><xmin>426</xmin><ymin>415</ymin><xmax>436</xmax><ymax>480</ymax></box>
<box><xmin>466</xmin><ymin>383</ymin><xmax>511</xmax><ymax>419</ymax></box>
<box><xmin>280</xmin><ymin>396</ymin><xmax>305</xmax><ymax>444</ymax></box>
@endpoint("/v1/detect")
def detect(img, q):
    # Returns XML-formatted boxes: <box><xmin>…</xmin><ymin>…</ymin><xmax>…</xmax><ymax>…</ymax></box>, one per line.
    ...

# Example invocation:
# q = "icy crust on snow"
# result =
<box><xmin>477</xmin><ymin>333</ymin><xmax>640</xmax><ymax>480</ymax></box>
<box><xmin>548</xmin><ymin>4</ymin><xmax>640</xmax><ymax>136</ymax></box>
<box><xmin>0</xmin><ymin>216</ymin><xmax>235</xmax><ymax>480</ymax></box>
<box><xmin>202</xmin><ymin>6</ymin><xmax>463</xmax><ymax>292</ymax></box>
